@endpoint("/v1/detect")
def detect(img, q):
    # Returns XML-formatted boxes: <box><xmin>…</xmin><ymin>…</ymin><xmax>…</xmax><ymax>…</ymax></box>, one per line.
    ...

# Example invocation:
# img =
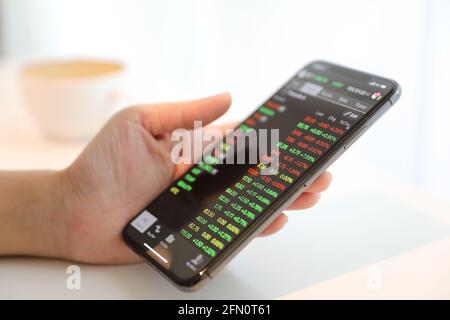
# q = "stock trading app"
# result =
<box><xmin>125</xmin><ymin>62</ymin><xmax>395</xmax><ymax>281</ymax></box>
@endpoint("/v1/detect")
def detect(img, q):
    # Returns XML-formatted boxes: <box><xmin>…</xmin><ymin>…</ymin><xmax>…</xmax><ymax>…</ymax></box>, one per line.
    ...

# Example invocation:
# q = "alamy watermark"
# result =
<box><xmin>66</xmin><ymin>265</ymin><xmax>81</xmax><ymax>290</ymax></box>
<box><xmin>170</xmin><ymin>121</ymin><xmax>280</xmax><ymax>175</ymax></box>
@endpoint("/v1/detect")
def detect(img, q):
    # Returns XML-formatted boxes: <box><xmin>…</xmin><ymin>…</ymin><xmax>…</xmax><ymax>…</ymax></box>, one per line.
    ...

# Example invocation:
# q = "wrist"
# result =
<box><xmin>0</xmin><ymin>171</ymin><xmax>69</xmax><ymax>259</ymax></box>
<box><xmin>25</xmin><ymin>170</ymin><xmax>69</xmax><ymax>259</ymax></box>
<box><xmin>47</xmin><ymin>170</ymin><xmax>71</xmax><ymax>259</ymax></box>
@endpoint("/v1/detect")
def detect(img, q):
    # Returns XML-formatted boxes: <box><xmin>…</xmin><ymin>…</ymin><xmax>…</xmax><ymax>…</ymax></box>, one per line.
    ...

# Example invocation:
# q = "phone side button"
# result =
<box><xmin>344</xmin><ymin>125</ymin><xmax>368</xmax><ymax>150</ymax></box>
<box><xmin>390</xmin><ymin>87</ymin><xmax>402</xmax><ymax>105</ymax></box>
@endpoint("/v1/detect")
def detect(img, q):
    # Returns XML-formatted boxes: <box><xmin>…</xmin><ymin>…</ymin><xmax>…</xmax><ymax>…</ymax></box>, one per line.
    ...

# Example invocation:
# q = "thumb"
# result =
<box><xmin>137</xmin><ymin>92</ymin><xmax>231</xmax><ymax>135</ymax></box>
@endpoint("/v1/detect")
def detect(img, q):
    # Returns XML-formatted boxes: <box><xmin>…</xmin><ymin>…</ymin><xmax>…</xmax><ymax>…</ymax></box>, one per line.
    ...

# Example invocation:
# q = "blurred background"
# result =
<box><xmin>0</xmin><ymin>0</ymin><xmax>449</xmax><ymax>200</ymax></box>
<box><xmin>0</xmin><ymin>0</ymin><xmax>449</xmax><ymax>299</ymax></box>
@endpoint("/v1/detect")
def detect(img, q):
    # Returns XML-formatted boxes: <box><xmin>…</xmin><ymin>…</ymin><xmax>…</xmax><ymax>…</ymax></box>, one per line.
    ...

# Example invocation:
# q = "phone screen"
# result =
<box><xmin>123</xmin><ymin>61</ymin><xmax>398</xmax><ymax>288</ymax></box>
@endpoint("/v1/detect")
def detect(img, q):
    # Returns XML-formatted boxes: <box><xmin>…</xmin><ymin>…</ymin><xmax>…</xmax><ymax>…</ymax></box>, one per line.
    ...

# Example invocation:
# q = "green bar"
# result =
<box><xmin>314</xmin><ymin>75</ymin><xmax>328</xmax><ymax>83</ymax></box>
<box><xmin>332</xmin><ymin>81</ymin><xmax>344</xmax><ymax>88</ymax></box>
<box><xmin>297</xmin><ymin>121</ymin><xmax>310</xmax><ymax>130</ymax></box>
<box><xmin>259</xmin><ymin>106</ymin><xmax>275</xmax><ymax>116</ymax></box>
<box><xmin>238</xmin><ymin>124</ymin><xmax>254</xmax><ymax>133</ymax></box>
<box><xmin>184</xmin><ymin>173</ymin><xmax>196</xmax><ymax>183</ymax></box>
<box><xmin>205</xmin><ymin>155</ymin><xmax>219</xmax><ymax>165</ymax></box>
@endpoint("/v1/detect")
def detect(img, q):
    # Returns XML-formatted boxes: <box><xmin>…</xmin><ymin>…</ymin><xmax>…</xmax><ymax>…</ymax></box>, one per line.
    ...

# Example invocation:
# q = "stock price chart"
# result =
<box><xmin>126</xmin><ymin>64</ymin><xmax>391</xmax><ymax>279</ymax></box>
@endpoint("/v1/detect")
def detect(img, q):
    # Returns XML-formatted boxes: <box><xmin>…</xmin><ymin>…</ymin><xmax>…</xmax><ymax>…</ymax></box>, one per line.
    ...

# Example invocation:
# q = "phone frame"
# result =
<box><xmin>123</xmin><ymin>60</ymin><xmax>401</xmax><ymax>291</ymax></box>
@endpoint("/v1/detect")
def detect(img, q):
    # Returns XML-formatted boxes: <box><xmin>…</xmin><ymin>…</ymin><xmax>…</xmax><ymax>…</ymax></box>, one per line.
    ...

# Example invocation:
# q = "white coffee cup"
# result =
<box><xmin>20</xmin><ymin>59</ymin><xmax>126</xmax><ymax>141</ymax></box>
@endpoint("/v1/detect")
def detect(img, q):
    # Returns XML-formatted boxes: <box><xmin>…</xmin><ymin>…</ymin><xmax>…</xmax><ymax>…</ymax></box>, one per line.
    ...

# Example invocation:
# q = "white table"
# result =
<box><xmin>1</xmin><ymin>62</ymin><xmax>449</xmax><ymax>299</ymax></box>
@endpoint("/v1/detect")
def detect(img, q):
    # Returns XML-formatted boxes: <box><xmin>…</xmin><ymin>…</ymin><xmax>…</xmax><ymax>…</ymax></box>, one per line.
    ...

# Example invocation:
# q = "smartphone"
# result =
<box><xmin>123</xmin><ymin>61</ymin><xmax>401</xmax><ymax>291</ymax></box>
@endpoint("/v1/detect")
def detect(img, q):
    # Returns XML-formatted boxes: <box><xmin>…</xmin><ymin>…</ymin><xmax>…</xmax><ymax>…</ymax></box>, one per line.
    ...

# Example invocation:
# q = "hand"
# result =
<box><xmin>55</xmin><ymin>93</ymin><xmax>332</xmax><ymax>264</ymax></box>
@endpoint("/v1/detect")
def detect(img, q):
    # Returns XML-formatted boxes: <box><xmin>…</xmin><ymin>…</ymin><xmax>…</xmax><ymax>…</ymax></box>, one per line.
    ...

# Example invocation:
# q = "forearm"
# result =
<box><xmin>0</xmin><ymin>171</ymin><xmax>66</xmax><ymax>258</ymax></box>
